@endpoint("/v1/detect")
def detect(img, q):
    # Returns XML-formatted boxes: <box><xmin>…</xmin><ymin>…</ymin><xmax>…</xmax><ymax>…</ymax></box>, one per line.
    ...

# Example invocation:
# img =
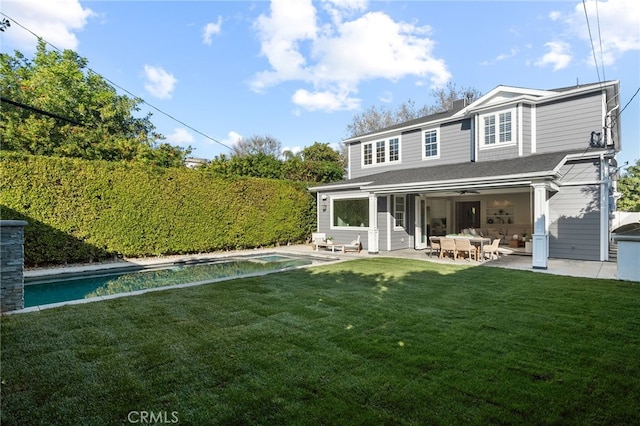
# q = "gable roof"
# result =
<box><xmin>343</xmin><ymin>80</ymin><xmax>619</xmax><ymax>145</ymax></box>
<box><xmin>309</xmin><ymin>149</ymin><xmax>607</xmax><ymax>194</ymax></box>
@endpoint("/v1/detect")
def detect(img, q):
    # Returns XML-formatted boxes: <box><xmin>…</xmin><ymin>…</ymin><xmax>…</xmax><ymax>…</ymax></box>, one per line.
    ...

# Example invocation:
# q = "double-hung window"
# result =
<box><xmin>389</xmin><ymin>138</ymin><xmax>399</xmax><ymax>162</ymax></box>
<box><xmin>481</xmin><ymin>109</ymin><xmax>514</xmax><ymax>147</ymax></box>
<box><xmin>363</xmin><ymin>143</ymin><xmax>373</xmax><ymax>165</ymax></box>
<box><xmin>394</xmin><ymin>195</ymin><xmax>405</xmax><ymax>229</ymax></box>
<box><xmin>423</xmin><ymin>128</ymin><xmax>439</xmax><ymax>160</ymax></box>
<box><xmin>362</xmin><ymin>137</ymin><xmax>401</xmax><ymax>167</ymax></box>
<box><xmin>376</xmin><ymin>140</ymin><xmax>386</xmax><ymax>164</ymax></box>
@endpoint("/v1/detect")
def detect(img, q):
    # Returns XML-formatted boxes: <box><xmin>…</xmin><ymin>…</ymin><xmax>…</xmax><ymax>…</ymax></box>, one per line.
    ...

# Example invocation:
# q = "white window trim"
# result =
<box><xmin>422</xmin><ymin>128</ymin><xmax>440</xmax><ymax>161</ymax></box>
<box><xmin>479</xmin><ymin>107</ymin><xmax>517</xmax><ymax>150</ymax></box>
<box><xmin>362</xmin><ymin>136</ymin><xmax>402</xmax><ymax>168</ymax></box>
<box><xmin>329</xmin><ymin>193</ymin><xmax>371</xmax><ymax>230</ymax></box>
<box><xmin>394</xmin><ymin>195</ymin><xmax>405</xmax><ymax>230</ymax></box>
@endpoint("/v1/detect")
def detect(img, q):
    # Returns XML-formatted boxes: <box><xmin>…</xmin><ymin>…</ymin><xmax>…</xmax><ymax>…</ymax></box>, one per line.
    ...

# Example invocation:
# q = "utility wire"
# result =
<box><xmin>594</xmin><ymin>0</ymin><xmax>606</xmax><ymax>81</ymax></box>
<box><xmin>1</xmin><ymin>96</ymin><xmax>87</xmax><ymax>127</ymax></box>
<box><xmin>0</xmin><ymin>12</ymin><xmax>233</xmax><ymax>152</ymax></box>
<box><xmin>582</xmin><ymin>0</ymin><xmax>602</xmax><ymax>84</ymax></box>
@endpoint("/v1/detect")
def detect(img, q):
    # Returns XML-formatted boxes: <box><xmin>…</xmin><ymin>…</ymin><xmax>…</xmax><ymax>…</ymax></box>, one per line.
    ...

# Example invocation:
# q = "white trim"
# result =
<box><xmin>531</xmin><ymin>105</ymin><xmax>537</xmax><ymax>153</ymax></box>
<box><xmin>393</xmin><ymin>195</ymin><xmax>406</xmax><ymax>230</ymax></box>
<box><xmin>386</xmin><ymin>195</ymin><xmax>392</xmax><ymax>251</ymax></box>
<box><xmin>599</xmin><ymin>154</ymin><xmax>609</xmax><ymax>261</ymax></box>
<box><xmin>422</xmin><ymin>128</ymin><xmax>441</xmax><ymax>160</ymax></box>
<box><xmin>348</xmin><ymin>143</ymin><xmax>352</xmax><ymax>180</ymax></box>
<box><xmin>329</xmin><ymin>193</ymin><xmax>371</xmax><ymax>231</ymax></box>
<box><xmin>361</xmin><ymin>136</ymin><xmax>402</xmax><ymax>169</ymax></box>
<box><xmin>518</xmin><ymin>104</ymin><xmax>523</xmax><ymax>157</ymax></box>
<box><xmin>478</xmin><ymin>107</ymin><xmax>517</xmax><ymax>150</ymax></box>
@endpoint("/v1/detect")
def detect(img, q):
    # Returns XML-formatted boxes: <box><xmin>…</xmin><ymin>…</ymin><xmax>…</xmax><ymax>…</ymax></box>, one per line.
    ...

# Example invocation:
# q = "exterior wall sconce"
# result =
<box><xmin>321</xmin><ymin>194</ymin><xmax>328</xmax><ymax>212</ymax></box>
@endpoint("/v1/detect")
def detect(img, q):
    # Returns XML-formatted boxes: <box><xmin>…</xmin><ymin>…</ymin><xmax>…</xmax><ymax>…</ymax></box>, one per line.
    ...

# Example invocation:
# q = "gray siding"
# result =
<box><xmin>389</xmin><ymin>194</ymin><xmax>412</xmax><ymax>250</ymax></box>
<box><xmin>548</xmin><ymin>159</ymin><xmax>603</xmax><ymax>260</ymax></box>
<box><xmin>349</xmin><ymin>119</ymin><xmax>472</xmax><ymax>179</ymax></box>
<box><xmin>476</xmin><ymin>107</ymin><xmax>524</xmax><ymax>162</ymax></box>
<box><xmin>549</xmin><ymin>186</ymin><xmax>601</xmax><ymax>260</ymax></box>
<box><xmin>537</xmin><ymin>92</ymin><xmax>602</xmax><ymax>153</ymax></box>
<box><xmin>439</xmin><ymin>121</ymin><xmax>472</xmax><ymax>165</ymax></box>
<box><xmin>522</xmin><ymin>105</ymin><xmax>532</xmax><ymax>155</ymax></box>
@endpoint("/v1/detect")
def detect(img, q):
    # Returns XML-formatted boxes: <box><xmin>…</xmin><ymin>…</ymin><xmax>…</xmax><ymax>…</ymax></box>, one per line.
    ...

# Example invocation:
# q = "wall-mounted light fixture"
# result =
<box><xmin>320</xmin><ymin>194</ymin><xmax>328</xmax><ymax>212</ymax></box>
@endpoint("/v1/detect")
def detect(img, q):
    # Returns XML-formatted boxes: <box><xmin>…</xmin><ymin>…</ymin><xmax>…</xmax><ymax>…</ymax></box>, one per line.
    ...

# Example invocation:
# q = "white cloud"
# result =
<box><xmin>1</xmin><ymin>0</ymin><xmax>94</xmax><ymax>51</ymax></box>
<box><xmin>221</xmin><ymin>131</ymin><xmax>243</xmax><ymax>147</ymax></box>
<box><xmin>548</xmin><ymin>11</ymin><xmax>562</xmax><ymax>21</ymax></box>
<box><xmin>251</xmin><ymin>0</ymin><xmax>451</xmax><ymax>112</ymax></box>
<box><xmin>535</xmin><ymin>41</ymin><xmax>572</xmax><ymax>71</ymax></box>
<box><xmin>543</xmin><ymin>0</ymin><xmax>639</xmax><ymax>68</ymax></box>
<box><xmin>202</xmin><ymin>16</ymin><xmax>222</xmax><ymax>45</ymax></box>
<box><xmin>292</xmin><ymin>89</ymin><xmax>360</xmax><ymax>112</ymax></box>
<box><xmin>165</xmin><ymin>128</ymin><xmax>194</xmax><ymax>147</ymax></box>
<box><xmin>143</xmin><ymin>65</ymin><xmax>177</xmax><ymax>99</ymax></box>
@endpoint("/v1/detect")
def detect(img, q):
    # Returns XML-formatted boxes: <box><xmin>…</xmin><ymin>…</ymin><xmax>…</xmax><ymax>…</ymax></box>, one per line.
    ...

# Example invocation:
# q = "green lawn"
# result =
<box><xmin>2</xmin><ymin>258</ymin><xmax>639</xmax><ymax>425</ymax></box>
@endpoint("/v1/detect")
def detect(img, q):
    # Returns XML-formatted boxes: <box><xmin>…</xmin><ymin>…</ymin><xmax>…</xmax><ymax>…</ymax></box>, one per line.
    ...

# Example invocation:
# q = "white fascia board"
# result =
<box><xmin>342</xmin><ymin>116</ymin><xmax>458</xmax><ymax>144</ymax></box>
<box><xmin>454</xmin><ymin>86</ymin><xmax>554</xmax><ymax>117</ymax></box>
<box><xmin>552</xmin><ymin>150</ymin><xmax>613</xmax><ymax>175</ymax></box>
<box><xmin>364</xmin><ymin>171</ymin><xmax>560</xmax><ymax>194</ymax></box>
<box><xmin>308</xmin><ymin>181</ymin><xmax>374</xmax><ymax>192</ymax></box>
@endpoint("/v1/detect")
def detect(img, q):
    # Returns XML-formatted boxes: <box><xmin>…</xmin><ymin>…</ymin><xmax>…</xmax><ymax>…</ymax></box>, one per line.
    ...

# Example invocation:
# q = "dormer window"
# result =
<box><xmin>480</xmin><ymin>109</ymin><xmax>515</xmax><ymax>148</ymax></box>
<box><xmin>362</xmin><ymin>137</ymin><xmax>401</xmax><ymax>167</ymax></box>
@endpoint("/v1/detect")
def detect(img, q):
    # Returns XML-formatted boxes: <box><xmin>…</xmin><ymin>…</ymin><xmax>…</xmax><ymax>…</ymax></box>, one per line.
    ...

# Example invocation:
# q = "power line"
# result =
<box><xmin>594</xmin><ymin>0</ymin><xmax>606</xmax><ymax>81</ymax></box>
<box><xmin>0</xmin><ymin>12</ymin><xmax>233</xmax><ymax>152</ymax></box>
<box><xmin>582</xmin><ymin>0</ymin><xmax>602</xmax><ymax>84</ymax></box>
<box><xmin>1</xmin><ymin>96</ymin><xmax>87</xmax><ymax>127</ymax></box>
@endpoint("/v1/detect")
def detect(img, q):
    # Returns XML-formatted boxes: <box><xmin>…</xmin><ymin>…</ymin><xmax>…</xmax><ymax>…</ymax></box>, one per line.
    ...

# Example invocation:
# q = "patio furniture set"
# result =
<box><xmin>311</xmin><ymin>233</ymin><xmax>361</xmax><ymax>254</ymax></box>
<box><xmin>428</xmin><ymin>236</ymin><xmax>501</xmax><ymax>262</ymax></box>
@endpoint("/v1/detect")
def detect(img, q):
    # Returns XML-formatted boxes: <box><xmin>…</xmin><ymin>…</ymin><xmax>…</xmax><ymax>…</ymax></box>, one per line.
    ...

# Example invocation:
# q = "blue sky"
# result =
<box><xmin>2</xmin><ymin>0</ymin><xmax>639</xmax><ymax>169</ymax></box>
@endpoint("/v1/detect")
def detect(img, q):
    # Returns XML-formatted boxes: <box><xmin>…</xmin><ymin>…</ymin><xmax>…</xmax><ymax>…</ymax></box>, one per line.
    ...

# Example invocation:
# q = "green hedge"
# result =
<box><xmin>0</xmin><ymin>153</ymin><xmax>316</xmax><ymax>266</ymax></box>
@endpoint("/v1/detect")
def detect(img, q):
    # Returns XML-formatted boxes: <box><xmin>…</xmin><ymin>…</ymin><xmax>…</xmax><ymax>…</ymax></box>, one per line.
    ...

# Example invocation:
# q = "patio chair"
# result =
<box><xmin>428</xmin><ymin>236</ymin><xmax>440</xmax><ymax>257</ymax></box>
<box><xmin>342</xmin><ymin>234</ymin><xmax>361</xmax><ymax>253</ymax></box>
<box><xmin>482</xmin><ymin>238</ymin><xmax>501</xmax><ymax>260</ymax></box>
<box><xmin>455</xmin><ymin>238</ymin><xmax>477</xmax><ymax>261</ymax></box>
<box><xmin>439</xmin><ymin>238</ymin><xmax>456</xmax><ymax>260</ymax></box>
<box><xmin>311</xmin><ymin>232</ymin><xmax>326</xmax><ymax>250</ymax></box>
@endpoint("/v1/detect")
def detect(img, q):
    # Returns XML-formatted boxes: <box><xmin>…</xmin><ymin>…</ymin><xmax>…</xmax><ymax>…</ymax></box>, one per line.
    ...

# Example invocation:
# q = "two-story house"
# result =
<box><xmin>309</xmin><ymin>81</ymin><xmax>621</xmax><ymax>268</ymax></box>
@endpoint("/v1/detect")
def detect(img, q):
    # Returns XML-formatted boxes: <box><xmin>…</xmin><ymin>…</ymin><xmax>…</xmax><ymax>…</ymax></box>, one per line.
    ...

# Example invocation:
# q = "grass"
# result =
<box><xmin>1</xmin><ymin>258</ymin><xmax>639</xmax><ymax>425</ymax></box>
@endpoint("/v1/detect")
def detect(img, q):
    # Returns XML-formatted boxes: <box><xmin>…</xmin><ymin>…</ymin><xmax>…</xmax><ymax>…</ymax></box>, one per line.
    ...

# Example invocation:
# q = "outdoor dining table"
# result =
<box><xmin>430</xmin><ymin>235</ymin><xmax>491</xmax><ymax>261</ymax></box>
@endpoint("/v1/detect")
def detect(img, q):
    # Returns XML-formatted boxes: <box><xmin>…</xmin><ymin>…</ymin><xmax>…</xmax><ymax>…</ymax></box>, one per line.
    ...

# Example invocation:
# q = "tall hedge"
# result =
<box><xmin>0</xmin><ymin>153</ymin><xmax>316</xmax><ymax>266</ymax></box>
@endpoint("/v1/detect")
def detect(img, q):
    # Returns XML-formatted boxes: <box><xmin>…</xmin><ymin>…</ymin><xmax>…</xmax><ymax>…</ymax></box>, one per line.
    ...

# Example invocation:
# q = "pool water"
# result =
<box><xmin>25</xmin><ymin>254</ymin><xmax>324</xmax><ymax>308</ymax></box>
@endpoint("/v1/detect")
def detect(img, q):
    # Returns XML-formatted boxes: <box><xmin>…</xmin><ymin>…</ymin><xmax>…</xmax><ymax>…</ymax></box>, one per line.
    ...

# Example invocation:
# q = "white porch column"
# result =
<box><xmin>367</xmin><ymin>194</ymin><xmax>379</xmax><ymax>254</ymax></box>
<box><xmin>531</xmin><ymin>183</ymin><xmax>549</xmax><ymax>269</ymax></box>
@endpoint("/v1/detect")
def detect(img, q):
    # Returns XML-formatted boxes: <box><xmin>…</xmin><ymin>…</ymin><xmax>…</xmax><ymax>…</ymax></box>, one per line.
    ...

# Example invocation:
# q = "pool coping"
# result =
<box><xmin>13</xmin><ymin>250</ymin><xmax>344</xmax><ymax>314</ymax></box>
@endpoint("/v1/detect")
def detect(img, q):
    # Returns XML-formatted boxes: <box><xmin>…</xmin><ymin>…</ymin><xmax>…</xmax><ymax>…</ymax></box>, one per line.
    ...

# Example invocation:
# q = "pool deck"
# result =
<box><xmin>25</xmin><ymin>243</ymin><xmax>619</xmax><ymax>281</ymax></box>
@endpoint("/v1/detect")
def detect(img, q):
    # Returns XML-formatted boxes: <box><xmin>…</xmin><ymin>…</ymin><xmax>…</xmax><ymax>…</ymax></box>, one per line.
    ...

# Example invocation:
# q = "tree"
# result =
<box><xmin>617</xmin><ymin>160</ymin><xmax>640</xmax><ymax>212</ymax></box>
<box><xmin>345</xmin><ymin>82</ymin><xmax>482</xmax><ymax>138</ymax></box>
<box><xmin>0</xmin><ymin>40</ymin><xmax>190</xmax><ymax>167</ymax></box>
<box><xmin>205</xmin><ymin>153</ymin><xmax>282</xmax><ymax>179</ymax></box>
<box><xmin>230</xmin><ymin>134</ymin><xmax>282</xmax><ymax>158</ymax></box>
<box><xmin>282</xmin><ymin>142</ymin><xmax>344</xmax><ymax>183</ymax></box>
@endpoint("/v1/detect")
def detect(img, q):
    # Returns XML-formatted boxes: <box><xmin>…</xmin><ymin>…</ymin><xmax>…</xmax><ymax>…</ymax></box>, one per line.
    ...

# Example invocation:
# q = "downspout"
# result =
<box><xmin>599</xmin><ymin>153</ymin><xmax>610</xmax><ymax>261</ymax></box>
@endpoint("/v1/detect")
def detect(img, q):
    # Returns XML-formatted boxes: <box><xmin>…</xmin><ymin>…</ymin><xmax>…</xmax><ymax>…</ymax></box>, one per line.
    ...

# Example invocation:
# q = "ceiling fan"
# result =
<box><xmin>454</xmin><ymin>189</ymin><xmax>480</xmax><ymax>195</ymax></box>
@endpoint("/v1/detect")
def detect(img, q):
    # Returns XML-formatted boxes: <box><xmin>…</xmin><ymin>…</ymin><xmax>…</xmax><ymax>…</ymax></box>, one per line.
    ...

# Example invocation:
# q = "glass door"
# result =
<box><xmin>415</xmin><ymin>197</ymin><xmax>429</xmax><ymax>249</ymax></box>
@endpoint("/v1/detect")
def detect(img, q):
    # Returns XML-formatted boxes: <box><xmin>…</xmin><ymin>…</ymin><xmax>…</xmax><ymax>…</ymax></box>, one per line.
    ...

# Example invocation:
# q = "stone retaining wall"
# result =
<box><xmin>1</xmin><ymin>220</ymin><xmax>28</xmax><ymax>312</ymax></box>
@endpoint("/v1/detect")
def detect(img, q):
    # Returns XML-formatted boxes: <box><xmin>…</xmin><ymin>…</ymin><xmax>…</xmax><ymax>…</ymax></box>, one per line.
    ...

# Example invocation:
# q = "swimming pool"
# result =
<box><xmin>24</xmin><ymin>253</ymin><xmax>331</xmax><ymax>309</ymax></box>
